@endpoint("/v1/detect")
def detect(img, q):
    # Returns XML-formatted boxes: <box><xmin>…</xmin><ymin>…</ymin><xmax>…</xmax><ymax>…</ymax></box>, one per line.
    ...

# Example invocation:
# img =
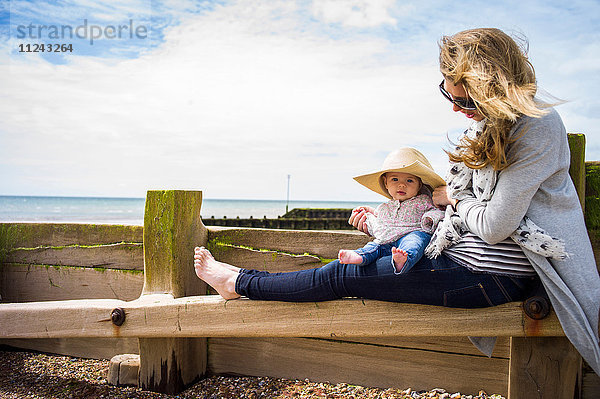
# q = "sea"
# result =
<box><xmin>0</xmin><ymin>195</ymin><xmax>380</xmax><ymax>225</ymax></box>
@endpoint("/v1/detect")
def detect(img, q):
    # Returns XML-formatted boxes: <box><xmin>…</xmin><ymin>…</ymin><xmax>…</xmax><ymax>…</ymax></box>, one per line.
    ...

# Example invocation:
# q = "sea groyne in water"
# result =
<box><xmin>202</xmin><ymin>208</ymin><xmax>353</xmax><ymax>230</ymax></box>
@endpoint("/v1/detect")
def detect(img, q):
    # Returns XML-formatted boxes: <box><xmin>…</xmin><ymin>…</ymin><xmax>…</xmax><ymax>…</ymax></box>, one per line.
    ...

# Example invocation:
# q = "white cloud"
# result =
<box><xmin>2</xmin><ymin>0</ymin><xmax>599</xmax><ymax>201</ymax></box>
<box><xmin>1</xmin><ymin>0</ymin><xmax>458</xmax><ymax>201</ymax></box>
<box><xmin>311</xmin><ymin>0</ymin><xmax>398</xmax><ymax>28</ymax></box>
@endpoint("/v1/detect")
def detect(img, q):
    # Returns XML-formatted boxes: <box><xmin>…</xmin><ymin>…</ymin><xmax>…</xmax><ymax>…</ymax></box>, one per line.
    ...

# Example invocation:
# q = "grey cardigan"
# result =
<box><xmin>455</xmin><ymin>109</ymin><xmax>600</xmax><ymax>374</ymax></box>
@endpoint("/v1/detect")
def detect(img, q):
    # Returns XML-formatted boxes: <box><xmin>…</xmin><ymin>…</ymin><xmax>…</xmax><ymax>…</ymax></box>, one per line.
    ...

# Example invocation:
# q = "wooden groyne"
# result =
<box><xmin>202</xmin><ymin>208</ymin><xmax>353</xmax><ymax>230</ymax></box>
<box><xmin>0</xmin><ymin>135</ymin><xmax>598</xmax><ymax>398</ymax></box>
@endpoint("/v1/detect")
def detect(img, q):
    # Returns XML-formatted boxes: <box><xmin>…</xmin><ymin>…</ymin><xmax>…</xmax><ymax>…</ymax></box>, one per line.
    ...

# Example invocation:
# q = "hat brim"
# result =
<box><xmin>354</xmin><ymin>160</ymin><xmax>446</xmax><ymax>200</ymax></box>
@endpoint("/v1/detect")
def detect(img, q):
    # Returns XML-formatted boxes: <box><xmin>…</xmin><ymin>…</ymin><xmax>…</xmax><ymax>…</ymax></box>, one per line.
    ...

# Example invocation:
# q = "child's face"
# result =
<box><xmin>384</xmin><ymin>172</ymin><xmax>421</xmax><ymax>201</ymax></box>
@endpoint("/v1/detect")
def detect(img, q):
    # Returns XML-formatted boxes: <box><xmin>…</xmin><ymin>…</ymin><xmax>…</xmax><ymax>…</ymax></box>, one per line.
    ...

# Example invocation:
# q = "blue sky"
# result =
<box><xmin>1</xmin><ymin>0</ymin><xmax>599</xmax><ymax>201</ymax></box>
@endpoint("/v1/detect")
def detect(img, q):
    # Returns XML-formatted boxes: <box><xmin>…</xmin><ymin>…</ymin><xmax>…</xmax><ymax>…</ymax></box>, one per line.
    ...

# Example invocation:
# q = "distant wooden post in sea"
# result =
<box><xmin>286</xmin><ymin>174</ymin><xmax>291</xmax><ymax>214</ymax></box>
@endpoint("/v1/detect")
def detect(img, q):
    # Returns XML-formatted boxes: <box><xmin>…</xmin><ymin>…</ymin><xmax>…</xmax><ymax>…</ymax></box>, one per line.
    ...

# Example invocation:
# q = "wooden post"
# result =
<box><xmin>508</xmin><ymin>135</ymin><xmax>586</xmax><ymax>399</ymax></box>
<box><xmin>508</xmin><ymin>337</ymin><xmax>581</xmax><ymax>399</ymax></box>
<box><xmin>138</xmin><ymin>190</ymin><xmax>208</xmax><ymax>394</ymax></box>
<box><xmin>585</xmin><ymin>161</ymin><xmax>600</xmax><ymax>274</ymax></box>
<box><xmin>568</xmin><ymin>133</ymin><xmax>586</xmax><ymax>211</ymax></box>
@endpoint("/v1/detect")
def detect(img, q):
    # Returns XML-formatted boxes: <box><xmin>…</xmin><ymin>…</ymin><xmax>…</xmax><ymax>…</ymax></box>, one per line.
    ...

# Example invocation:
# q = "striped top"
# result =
<box><xmin>444</xmin><ymin>233</ymin><xmax>536</xmax><ymax>277</ymax></box>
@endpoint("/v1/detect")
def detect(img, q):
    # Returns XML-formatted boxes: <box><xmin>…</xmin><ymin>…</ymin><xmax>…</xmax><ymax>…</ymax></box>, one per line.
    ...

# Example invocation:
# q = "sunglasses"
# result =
<box><xmin>439</xmin><ymin>81</ymin><xmax>477</xmax><ymax>111</ymax></box>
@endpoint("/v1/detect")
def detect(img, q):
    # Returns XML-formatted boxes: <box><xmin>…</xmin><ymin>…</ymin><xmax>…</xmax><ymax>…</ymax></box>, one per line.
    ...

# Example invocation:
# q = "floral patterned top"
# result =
<box><xmin>365</xmin><ymin>194</ymin><xmax>445</xmax><ymax>245</ymax></box>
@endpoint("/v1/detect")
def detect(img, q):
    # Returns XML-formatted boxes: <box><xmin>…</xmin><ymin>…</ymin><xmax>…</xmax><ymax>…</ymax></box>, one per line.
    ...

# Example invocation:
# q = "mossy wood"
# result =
<box><xmin>209</xmin><ymin>245</ymin><xmax>326</xmax><ymax>272</ymax></box>
<box><xmin>0</xmin><ymin>223</ymin><xmax>143</xmax><ymax>248</ymax></box>
<box><xmin>208</xmin><ymin>227</ymin><xmax>370</xmax><ymax>260</ymax></box>
<box><xmin>585</xmin><ymin>161</ymin><xmax>600</xmax><ymax>270</ymax></box>
<box><xmin>1</xmin><ymin>263</ymin><xmax>143</xmax><ymax>303</ymax></box>
<box><xmin>0</xmin><ymin>222</ymin><xmax>144</xmax><ymax>359</ymax></box>
<box><xmin>138</xmin><ymin>190</ymin><xmax>208</xmax><ymax>394</ymax></box>
<box><xmin>5</xmin><ymin>243</ymin><xmax>143</xmax><ymax>271</ymax></box>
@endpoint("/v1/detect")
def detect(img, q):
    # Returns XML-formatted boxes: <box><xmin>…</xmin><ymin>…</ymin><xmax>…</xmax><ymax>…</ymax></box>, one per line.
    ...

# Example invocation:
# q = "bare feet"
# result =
<box><xmin>338</xmin><ymin>249</ymin><xmax>363</xmax><ymax>264</ymax></box>
<box><xmin>194</xmin><ymin>247</ymin><xmax>241</xmax><ymax>300</ymax></box>
<box><xmin>392</xmin><ymin>247</ymin><xmax>408</xmax><ymax>273</ymax></box>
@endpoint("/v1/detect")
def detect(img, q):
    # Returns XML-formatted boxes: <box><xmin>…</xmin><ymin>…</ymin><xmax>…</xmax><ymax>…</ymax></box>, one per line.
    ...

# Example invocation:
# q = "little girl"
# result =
<box><xmin>338</xmin><ymin>147</ymin><xmax>445</xmax><ymax>274</ymax></box>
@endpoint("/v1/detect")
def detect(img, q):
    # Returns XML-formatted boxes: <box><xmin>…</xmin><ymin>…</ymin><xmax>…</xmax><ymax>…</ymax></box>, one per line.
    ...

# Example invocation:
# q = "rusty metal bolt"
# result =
<box><xmin>111</xmin><ymin>308</ymin><xmax>126</xmax><ymax>326</ymax></box>
<box><xmin>524</xmin><ymin>296</ymin><xmax>550</xmax><ymax>320</ymax></box>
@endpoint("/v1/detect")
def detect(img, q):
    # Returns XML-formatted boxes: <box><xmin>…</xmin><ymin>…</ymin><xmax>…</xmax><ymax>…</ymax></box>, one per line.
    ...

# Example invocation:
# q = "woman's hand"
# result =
<box><xmin>348</xmin><ymin>206</ymin><xmax>375</xmax><ymax>236</ymax></box>
<box><xmin>432</xmin><ymin>186</ymin><xmax>457</xmax><ymax>208</ymax></box>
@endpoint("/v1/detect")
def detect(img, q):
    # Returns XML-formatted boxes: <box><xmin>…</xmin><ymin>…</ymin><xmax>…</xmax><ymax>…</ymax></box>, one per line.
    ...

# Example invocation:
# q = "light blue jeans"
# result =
<box><xmin>353</xmin><ymin>230</ymin><xmax>431</xmax><ymax>274</ymax></box>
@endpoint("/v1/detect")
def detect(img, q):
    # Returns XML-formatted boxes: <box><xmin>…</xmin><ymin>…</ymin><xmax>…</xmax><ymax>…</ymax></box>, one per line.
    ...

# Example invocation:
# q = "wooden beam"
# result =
<box><xmin>208</xmin><ymin>227</ymin><xmax>370</xmax><ymax>260</ymax></box>
<box><xmin>568</xmin><ymin>133</ymin><xmax>586</xmax><ymax>210</ymax></box>
<box><xmin>209</xmin><ymin>337</ymin><xmax>509</xmax><ymax>396</ymax></box>
<box><xmin>138</xmin><ymin>190</ymin><xmax>208</xmax><ymax>394</ymax></box>
<box><xmin>0</xmin><ymin>337</ymin><xmax>139</xmax><ymax>359</ymax></box>
<box><xmin>0</xmin><ymin>222</ymin><xmax>143</xmax><ymax>248</ymax></box>
<box><xmin>1</xmin><ymin>263</ymin><xmax>143</xmax><ymax>303</ymax></box>
<box><xmin>5</xmin><ymin>243</ymin><xmax>143</xmax><ymax>271</ymax></box>
<box><xmin>0</xmin><ymin>295</ymin><xmax>565</xmax><ymax>339</ymax></box>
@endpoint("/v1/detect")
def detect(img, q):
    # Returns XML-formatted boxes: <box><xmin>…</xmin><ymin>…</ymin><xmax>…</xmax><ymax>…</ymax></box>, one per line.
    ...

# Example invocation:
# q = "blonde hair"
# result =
<box><xmin>439</xmin><ymin>28</ymin><xmax>548</xmax><ymax>170</ymax></box>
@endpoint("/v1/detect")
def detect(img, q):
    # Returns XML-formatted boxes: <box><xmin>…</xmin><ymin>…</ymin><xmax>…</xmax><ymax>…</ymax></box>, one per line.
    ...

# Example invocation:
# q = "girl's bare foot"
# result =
<box><xmin>338</xmin><ymin>249</ymin><xmax>363</xmax><ymax>264</ymax></box>
<box><xmin>392</xmin><ymin>247</ymin><xmax>408</xmax><ymax>273</ymax></box>
<box><xmin>194</xmin><ymin>247</ymin><xmax>241</xmax><ymax>300</ymax></box>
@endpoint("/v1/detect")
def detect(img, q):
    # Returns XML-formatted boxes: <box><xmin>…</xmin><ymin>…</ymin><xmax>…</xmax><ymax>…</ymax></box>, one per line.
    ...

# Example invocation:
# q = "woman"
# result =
<box><xmin>194</xmin><ymin>28</ymin><xmax>600</xmax><ymax>374</ymax></box>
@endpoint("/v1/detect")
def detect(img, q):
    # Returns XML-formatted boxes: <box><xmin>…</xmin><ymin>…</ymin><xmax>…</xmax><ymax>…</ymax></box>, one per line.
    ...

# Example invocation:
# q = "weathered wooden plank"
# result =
<box><xmin>210</xmin><ymin>245</ymin><xmax>326</xmax><ymax>272</ymax></box>
<box><xmin>0</xmin><ymin>295</ymin><xmax>565</xmax><ymax>339</ymax></box>
<box><xmin>334</xmin><ymin>336</ymin><xmax>511</xmax><ymax>358</ymax></box>
<box><xmin>207</xmin><ymin>227</ymin><xmax>370</xmax><ymax>260</ymax></box>
<box><xmin>0</xmin><ymin>338</ymin><xmax>139</xmax><ymax>359</ymax></box>
<box><xmin>508</xmin><ymin>337</ymin><xmax>581</xmax><ymax>399</ymax></box>
<box><xmin>1</xmin><ymin>263</ymin><xmax>143</xmax><ymax>302</ymax></box>
<box><xmin>0</xmin><ymin>223</ymin><xmax>143</xmax><ymax>248</ymax></box>
<box><xmin>206</xmin><ymin>246</ymin><xmax>326</xmax><ymax>294</ymax></box>
<box><xmin>208</xmin><ymin>337</ymin><xmax>509</xmax><ymax>396</ymax></box>
<box><xmin>6</xmin><ymin>243</ymin><xmax>143</xmax><ymax>271</ymax></box>
<box><xmin>138</xmin><ymin>190</ymin><xmax>208</xmax><ymax>394</ymax></box>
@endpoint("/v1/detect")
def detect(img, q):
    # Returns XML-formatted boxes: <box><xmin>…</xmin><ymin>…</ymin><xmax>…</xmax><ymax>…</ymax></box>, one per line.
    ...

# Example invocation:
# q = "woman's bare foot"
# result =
<box><xmin>195</xmin><ymin>247</ymin><xmax>242</xmax><ymax>273</ymax></box>
<box><xmin>194</xmin><ymin>247</ymin><xmax>241</xmax><ymax>300</ymax></box>
<box><xmin>392</xmin><ymin>247</ymin><xmax>408</xmax><ymax>273</ymax></box>
<box><xmin>338</xmin><ymin>249</ymin><xmax>363</xmax><ymax>264</ymax></box>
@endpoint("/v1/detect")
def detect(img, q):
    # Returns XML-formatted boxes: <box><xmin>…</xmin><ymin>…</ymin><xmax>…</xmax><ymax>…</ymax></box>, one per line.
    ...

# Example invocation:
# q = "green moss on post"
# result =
<box><xmin>585</xmin><ymin>162</ymin><xmax>600</xmax><ymax>230</ymax></box>
<box><xmin>142</xmin><ymin>190</ymin><xmax>207</xmax><ymax>297</ymax></box>
<box><xmin>0</xmin><ymin>224</ymin><xmax>16</xmax><ymax>266</ymax></box>
<box><xmin>139</xmin><ymin>190</ymin><xmax>208</xmax><ymax>394</ymax></box>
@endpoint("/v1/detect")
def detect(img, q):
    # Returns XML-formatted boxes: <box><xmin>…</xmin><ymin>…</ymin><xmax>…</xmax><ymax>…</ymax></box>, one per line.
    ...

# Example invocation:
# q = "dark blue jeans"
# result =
<box><xmin>235</xmin><ymin>254</ymin><xmax>538</xmax><ymax>308</ymax></box>
<box><xmin>354</xmin><ymin>230</ymin><xmax>431</xmax><ymax>274</ymax></box>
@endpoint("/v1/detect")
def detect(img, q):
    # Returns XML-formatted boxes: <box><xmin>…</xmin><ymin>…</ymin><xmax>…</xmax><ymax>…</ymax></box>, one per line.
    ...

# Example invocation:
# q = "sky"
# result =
<box><xmin>1</xmin><ymin>0</ymin><xmax>599</xmax><ymax>202</ymax></box>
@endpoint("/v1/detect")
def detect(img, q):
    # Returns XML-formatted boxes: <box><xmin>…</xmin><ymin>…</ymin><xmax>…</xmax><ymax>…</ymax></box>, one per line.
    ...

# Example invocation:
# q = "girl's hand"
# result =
<box><xmin>432</xmin><ymin>186</ymin><xmax>457</xmax><ymax>208</ymax></box>
<box><xmin>353</xmin><ymin>206</ymin><xmax>375</xmax><ymax>214</ymax></box>
<box><xmin>348</xmin><ymin>206</ymin><xmax>374</xmax><ymax>236</ymax></box>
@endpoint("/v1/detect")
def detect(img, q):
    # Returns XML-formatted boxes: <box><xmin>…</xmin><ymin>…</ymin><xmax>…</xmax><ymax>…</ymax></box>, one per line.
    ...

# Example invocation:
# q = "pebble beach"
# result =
<box><xmin>0</xmin><ymin>348</ymin><xmax>506</xmax><ymax>399</ymax></box>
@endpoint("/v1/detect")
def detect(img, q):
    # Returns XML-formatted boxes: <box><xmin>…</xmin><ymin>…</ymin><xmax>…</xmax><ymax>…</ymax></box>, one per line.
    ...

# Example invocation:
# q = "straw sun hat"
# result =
<box><xmin>354</xmin><ymin>147</ymin><xmax>446</xmax><ymax>200</ymax></box>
